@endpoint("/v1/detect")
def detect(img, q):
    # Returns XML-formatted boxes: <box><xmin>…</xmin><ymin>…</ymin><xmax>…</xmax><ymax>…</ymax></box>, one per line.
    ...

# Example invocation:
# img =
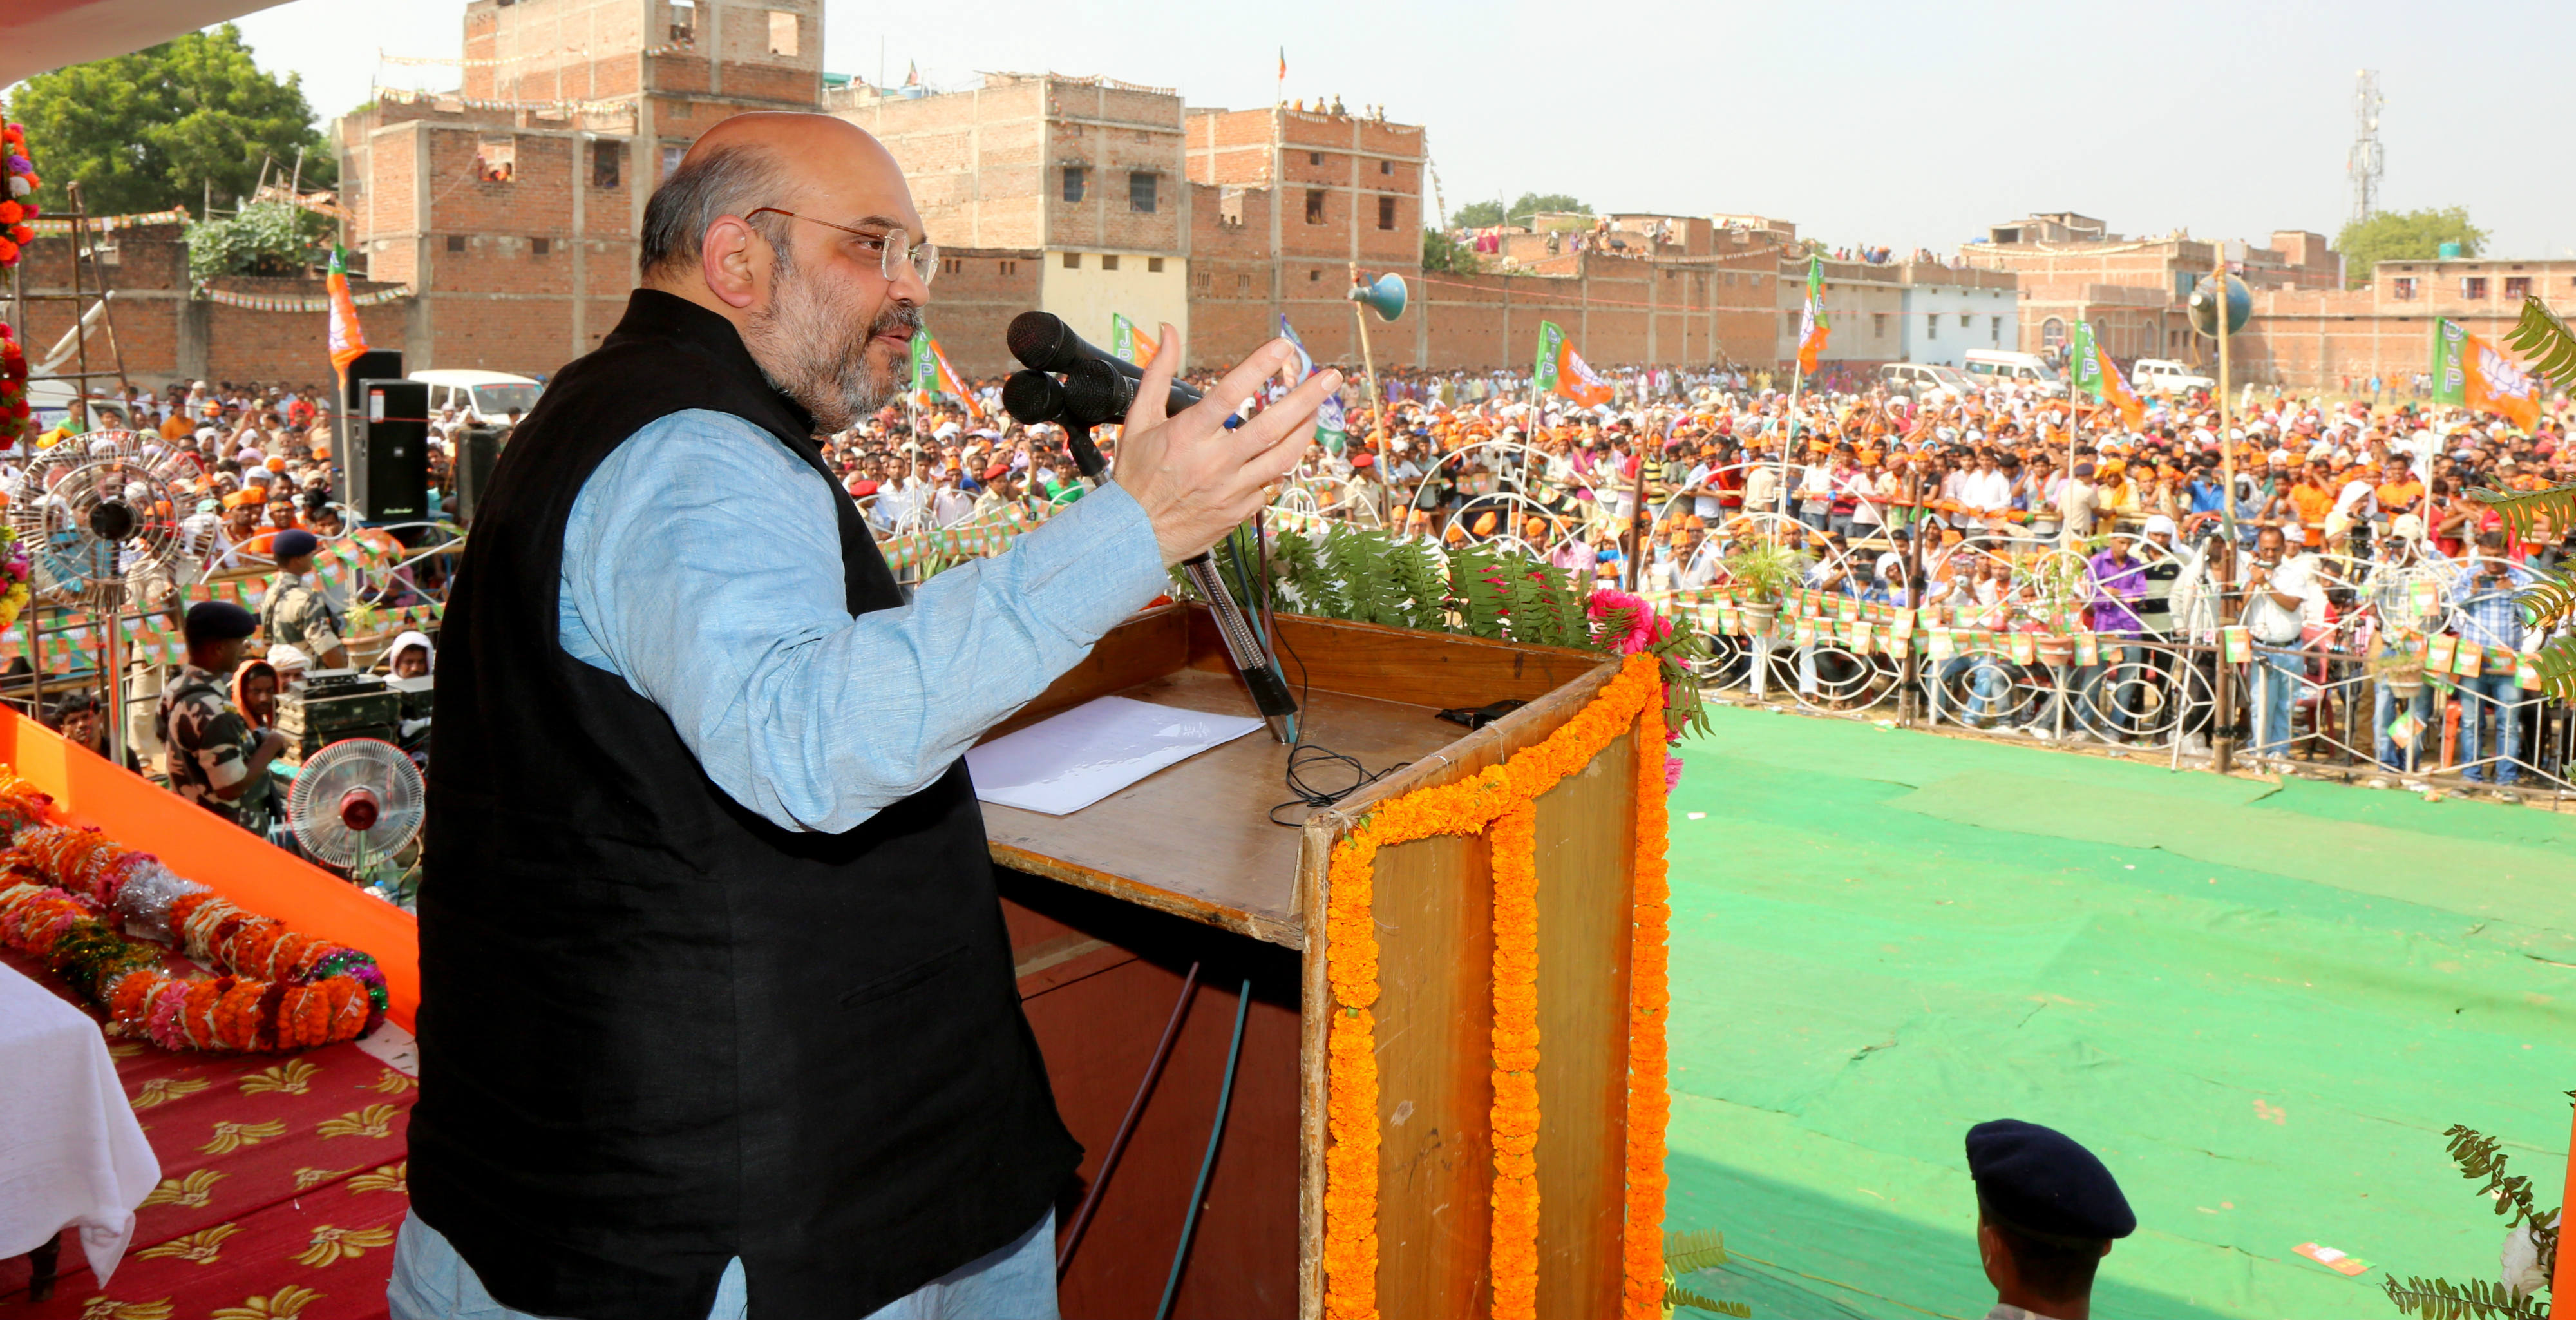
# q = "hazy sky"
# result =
<box><xmin>211</xmin><ymin>0</ymin><xmax>2576</xmax><ymax>258</ymax></box>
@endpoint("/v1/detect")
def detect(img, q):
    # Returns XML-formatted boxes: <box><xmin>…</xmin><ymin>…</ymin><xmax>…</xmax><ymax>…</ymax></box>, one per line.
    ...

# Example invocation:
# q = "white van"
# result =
<box><xmin>2130</xmin><ymin>359</ymin><xmax>2215</xmax><ymax>396</ymax></box>
<box><xmin>410</xmin><ymin>369</ymin><xmax>543</xmax><ymax>425</ymax></box>
<box><xmin>1962</xmin><ymin>350</ymin><xmax>2066</xmax><ymax>396</ymax></box>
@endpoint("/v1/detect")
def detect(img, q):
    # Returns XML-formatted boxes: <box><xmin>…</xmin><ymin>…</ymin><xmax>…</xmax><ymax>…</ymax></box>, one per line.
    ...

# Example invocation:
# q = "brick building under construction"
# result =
<box><xmin>309</xmin><ymin>0</ymin><xmax>1785</xmax><ymax>381</ymax></box>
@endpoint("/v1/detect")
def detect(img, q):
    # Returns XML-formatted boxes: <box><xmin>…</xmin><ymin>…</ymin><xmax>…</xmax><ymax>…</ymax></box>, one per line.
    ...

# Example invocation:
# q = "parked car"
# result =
<box><xmin>1962</xmin><ymin>349</ymin><xmax>2067</xmax><ymax>397</ymax></box>
<box><xmin>2131</xmin><ymin>358</ymin><xmax>2215</xmax><ymax>396</ymax></box>
<box><xmin>410</xmin><ymin>369</ymin><xmax>543</xmax><ymax>425</ymax></box>
<box><xmin>1875</xmin><ymin>361</ymin><xmax>1973</xmax><ymax>403</ymax></box>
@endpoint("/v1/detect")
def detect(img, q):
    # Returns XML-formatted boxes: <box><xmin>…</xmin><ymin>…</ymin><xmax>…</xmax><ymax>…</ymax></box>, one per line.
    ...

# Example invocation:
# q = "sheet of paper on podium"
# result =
<box><xmin>966</xmin><ymin>695</ymin><xmax>1264</xmax><ymax>816</ymax></box>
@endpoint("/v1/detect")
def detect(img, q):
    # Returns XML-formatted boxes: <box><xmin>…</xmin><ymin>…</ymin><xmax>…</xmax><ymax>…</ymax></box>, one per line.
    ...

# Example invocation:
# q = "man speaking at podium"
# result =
<box><xmin>399</xmin><ymin>112</ymin><xmax>1338</xmax><ymax>1320</ymax></box>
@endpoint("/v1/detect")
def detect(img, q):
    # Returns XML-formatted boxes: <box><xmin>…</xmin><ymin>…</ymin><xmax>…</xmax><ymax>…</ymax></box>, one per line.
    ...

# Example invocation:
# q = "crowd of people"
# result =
<box><xmin>827</xmin><ymin>354</ymin><xmax>2573</xmax><ymax>793</ymax></box>
<box><xmin>12</xmin><ymin>353</ymin><xmax>2573</xmax><ymax>828</ymax></box>
<box><xmin>6</xmin><ymin>378</ymin><xmax>456</xmax><ymax>844</ymax></box>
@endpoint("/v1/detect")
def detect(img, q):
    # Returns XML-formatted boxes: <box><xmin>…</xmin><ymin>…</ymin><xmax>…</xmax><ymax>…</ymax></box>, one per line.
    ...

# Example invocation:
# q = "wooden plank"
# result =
<box><xmin>1531</xmin><ymin>731</ymin><xmax>1638</xmax><ymax>1320</ymax></box>
<box><xmin>1295</xmin><ymin>818</ymin><xmax>1334</xmax><ymax>1320</ymax></box>
<box><xmin>1031</xmin><ymin>955</ymin><xmax>1303</xmax><ymax>1319</ymax></box>
<box><xmin>1369</xmin><ymin>823</ymin><xmax>1499</xmax><ymax>1320</ymax></box>
<box><xmin>980</xmin><ymin>670</ymin><xmax>1466</xmax><ymax>948</ymax></box>
<box><xmin>1185</xmin><ymin>609</ymin><xmax>1610</xmax><ymax>712</ymax></box>
<box><xmin>999</xmin><ymin>872</ymin><xmax>1304</xmax><ymax>1319</ymax></box>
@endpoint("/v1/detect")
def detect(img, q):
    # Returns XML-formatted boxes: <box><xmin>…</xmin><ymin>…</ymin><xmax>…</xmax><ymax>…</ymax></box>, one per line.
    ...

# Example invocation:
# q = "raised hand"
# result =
<box><xmin>1112</xmin><ymin>325</ymin><xmax>1341</xmax><ymax>564</ymax></box>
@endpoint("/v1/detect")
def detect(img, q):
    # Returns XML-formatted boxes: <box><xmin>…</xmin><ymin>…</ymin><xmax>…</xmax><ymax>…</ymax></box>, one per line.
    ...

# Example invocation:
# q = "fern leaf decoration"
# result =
<box><xmin>1388</xmin><ymin>537</ymin><xmax>1452</xmax><ymax>632</ymax></box>
<box><xmin>2517</xmin><ymin>575</ymin><xmax>2576</xmax><ymax>633</ymax></box>
<box><xmin>2532</xmin><ymin>635</ymin><xmax>2576</xmax><ymax>702</ymax></box>
<box><xmin>2467</xmin><ymin>483</ymin><xmax>2576</xmax><ymax>542</ymax></box>
<box><xmin>1663</xmin><ymin>1228</ymin><xmax>1732</xmax><ymax>1274</ymax></box>
<box><xmin>1449</xmin><ymin>546</ymin><xmax>1509</xmax><ymax>640</ymax></box>
<box><xmin>2445</xmin><ymin>1124</ymin><xmax>2543</xmax><ymax>1229</ymax></box>
<box><xmin>1331</xmin><ymin>528</ymin><xmax>1409</xmax><ymax>627</ymax></box>
<box><xmin>1664</xmin><ymin>1285</ymin><xmax>1753</xmax><ymax>1318</ymax></box>
<box><xmin>2382</xmin><ymin>1274</ymin><xmax>2546</xmax><ymax>1319</ymax></box>
<box><xmin>1535</xmin><ymin>560</ymin><xmax>1584</xmax><ymax>647</ymax></box>
<box><xmin>2505</xmin><ymin>295</ymin><xmax>2576</xmax><ymax>387</ymax></box>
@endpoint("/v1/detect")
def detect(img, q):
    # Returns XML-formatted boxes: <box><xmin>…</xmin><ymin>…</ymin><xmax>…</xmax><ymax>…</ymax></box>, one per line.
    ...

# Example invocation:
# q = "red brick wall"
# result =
<box><xmin>12</xmin><ymin>225</ymin><xmax>410</xmax><ymax>390</ymax></box>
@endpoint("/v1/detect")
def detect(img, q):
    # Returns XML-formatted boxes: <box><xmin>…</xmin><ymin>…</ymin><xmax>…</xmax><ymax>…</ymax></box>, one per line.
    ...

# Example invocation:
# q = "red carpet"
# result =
<box><xmin>1</xmin><ymin>951</ymin><xmax>414</xmax><ymax>1319</ymax></box>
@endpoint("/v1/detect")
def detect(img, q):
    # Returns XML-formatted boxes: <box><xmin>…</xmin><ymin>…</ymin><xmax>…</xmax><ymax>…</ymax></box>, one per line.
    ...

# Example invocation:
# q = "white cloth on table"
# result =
<box><xmin>0</xmin><ymin>961</ymin><xmax>160</xmax><ymax>1284</ymax></box>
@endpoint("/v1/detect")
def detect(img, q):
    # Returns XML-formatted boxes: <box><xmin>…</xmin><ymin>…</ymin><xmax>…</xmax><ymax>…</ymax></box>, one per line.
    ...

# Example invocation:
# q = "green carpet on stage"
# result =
<box><xmin>1660</xmin><ymin>705</ymin><xmax>2576</xmax><ymax>1320</ymax></box>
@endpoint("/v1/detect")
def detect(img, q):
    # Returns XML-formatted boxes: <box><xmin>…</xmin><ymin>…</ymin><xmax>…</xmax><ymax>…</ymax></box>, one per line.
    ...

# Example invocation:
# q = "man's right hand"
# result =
<box><xmin>1113</xmin><ymin>327</ymin><xmax>1340</xmax><ymax>565</ymax></box>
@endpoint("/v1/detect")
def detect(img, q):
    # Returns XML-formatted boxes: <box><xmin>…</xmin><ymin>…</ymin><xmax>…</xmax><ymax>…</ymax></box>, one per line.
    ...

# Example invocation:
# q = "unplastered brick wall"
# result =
<box><xmin>923</xmin><ymin>247</ymin><xmax>1042</xmax><ymax>376</ymax></box>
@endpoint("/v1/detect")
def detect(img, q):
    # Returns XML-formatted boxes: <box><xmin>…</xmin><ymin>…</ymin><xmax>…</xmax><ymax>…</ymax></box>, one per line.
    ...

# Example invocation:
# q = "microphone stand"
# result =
<box><xmin>1062</xmin><ymin>423</ymin><xmax>1300</xmax><ymax>744</ymax></box>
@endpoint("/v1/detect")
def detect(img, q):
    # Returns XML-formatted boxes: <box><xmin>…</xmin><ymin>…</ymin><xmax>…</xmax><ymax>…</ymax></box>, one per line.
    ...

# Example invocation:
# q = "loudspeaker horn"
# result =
<box><xmin>1347</xmin><ymin>272</ymin><xmax>1408</xmax><ymax>322</ymax></box>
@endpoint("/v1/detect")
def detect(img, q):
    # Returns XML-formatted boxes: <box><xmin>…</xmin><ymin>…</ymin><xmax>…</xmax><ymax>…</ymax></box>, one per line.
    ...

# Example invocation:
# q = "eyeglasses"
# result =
<box><xmin>746</xmin><ymin>208</ymin><xmax>938</xmax><ymax>287</ymax></box>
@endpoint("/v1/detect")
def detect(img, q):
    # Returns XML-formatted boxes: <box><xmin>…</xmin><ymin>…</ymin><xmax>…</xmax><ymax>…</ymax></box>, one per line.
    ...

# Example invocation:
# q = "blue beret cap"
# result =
<box><xmin>1967</xmin><ymin>1119</ymin><xmax>2135</xmax><ymax>1243</ymax></box>
<box><xmin>272</xmin><ymin>528</ymin><xmax>320</xmax><ymax>561</ymax></box>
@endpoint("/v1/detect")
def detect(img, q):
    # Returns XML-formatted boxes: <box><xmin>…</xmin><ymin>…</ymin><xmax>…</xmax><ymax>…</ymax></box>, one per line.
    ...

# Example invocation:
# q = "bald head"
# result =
<box><xmin>639</xmin><ymin>112</ymin><xmax>918</xmax><ymax>282</ymax></box>
<box><xmin>633</xmin><ymin>112</ymin><xmax>931</xmax><ymax>431</ymax></box>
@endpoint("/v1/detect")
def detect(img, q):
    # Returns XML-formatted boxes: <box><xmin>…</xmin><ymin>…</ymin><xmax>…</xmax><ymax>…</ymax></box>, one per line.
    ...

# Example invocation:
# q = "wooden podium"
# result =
<box><xmin>985</xmin><ymin>603</ymin><xmax>1652</xmax><ymax>1320</ymax></box>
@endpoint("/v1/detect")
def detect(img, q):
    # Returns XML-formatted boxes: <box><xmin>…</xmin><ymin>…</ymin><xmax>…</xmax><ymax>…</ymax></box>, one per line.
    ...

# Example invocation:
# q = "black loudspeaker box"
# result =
<box><xmin>350</xmin><ymin>378</ymin><xmax>430</xmax><ymax>523</ymax></box>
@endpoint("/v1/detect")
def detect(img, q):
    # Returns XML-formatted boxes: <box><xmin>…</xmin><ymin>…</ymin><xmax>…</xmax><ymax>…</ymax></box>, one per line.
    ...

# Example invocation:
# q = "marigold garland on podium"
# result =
<box><xmin>985</xmin><ymin>601</ymin><xmax>1671</xmax><ymax>1320</ymax></box>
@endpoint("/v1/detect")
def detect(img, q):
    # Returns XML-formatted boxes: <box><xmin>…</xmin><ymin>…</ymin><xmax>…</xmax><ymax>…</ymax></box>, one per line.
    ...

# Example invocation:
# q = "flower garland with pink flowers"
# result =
<box><xmin>1585</xmin><ymin>586</ymin><xmax>1709</xmax><ymax>790</ymax></box>
<box><xmin>0</xmin><ymin>121</ymin><xmax>40</xmax><ymax>268</ymax></box>
<box><xmin>0</xmin><ymin>771</ymin><xmax>387</xmax><ymax>1052</ymax></box>
<box><xmin>0</xmin><ymin>318</ymin><xmax>28</xmax><ymax>457</ymax></box>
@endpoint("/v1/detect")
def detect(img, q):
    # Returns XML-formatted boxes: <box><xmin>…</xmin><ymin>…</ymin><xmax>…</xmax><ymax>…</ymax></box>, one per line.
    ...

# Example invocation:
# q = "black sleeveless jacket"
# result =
<box><xmin>411</xmin><ymin>290</ymin><xmax>1077</xmax><ymax>1320</ymax></box>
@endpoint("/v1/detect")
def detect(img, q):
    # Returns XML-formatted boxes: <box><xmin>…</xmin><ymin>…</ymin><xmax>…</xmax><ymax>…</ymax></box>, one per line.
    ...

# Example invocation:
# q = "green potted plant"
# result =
<box><xmin>1720</xmin><ymin>538</ymin><xmax>1810</xmax><ymax>635</ymax></box>
<box><xmin>2016</xmin><ymin>546</ymin><xmax>2095</xmax><ymax>669</ymax></box>
<box><xmin>2371</xmin><ymin>636</ymin><xmax>2429</xmax><ymax>700</ymax></box>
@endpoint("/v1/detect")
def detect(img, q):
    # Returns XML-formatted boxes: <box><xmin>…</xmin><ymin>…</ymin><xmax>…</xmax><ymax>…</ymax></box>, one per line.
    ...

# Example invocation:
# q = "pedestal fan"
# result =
<box><xmin>285</xmin><ymin>736</ymin><xmax>424</xmax><ymax>899</ymax></box>
<box><xmin>8</xmin><ymin>428</ymin><xmax>191</xmax><ymax>764</ymax></box>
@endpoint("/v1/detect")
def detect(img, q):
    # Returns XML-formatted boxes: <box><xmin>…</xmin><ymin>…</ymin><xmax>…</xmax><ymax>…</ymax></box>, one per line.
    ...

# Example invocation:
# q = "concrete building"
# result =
<box><xmin>300</xmin><ymin>1</ymin><xmax>1944</xmax><ymax>384</ymax></box>
<box><xmin>1960</xmin><ymin>211</ymin><xmax>2341</xmax><ymax>366</ymax></box>
<box><xmin>2230</xmin><ymin>254</ymin><xmax>2576</xmax><ymax>392</ymax></box>
<box><xmin>334</xmin><ymin>0</ymin><xmax>823</xmax><ymax>376</ymax></box>
<box><xmin>1894</xmin><ymin>262</ymin><xmax>2021</xmax><ymax>367</ymax></box>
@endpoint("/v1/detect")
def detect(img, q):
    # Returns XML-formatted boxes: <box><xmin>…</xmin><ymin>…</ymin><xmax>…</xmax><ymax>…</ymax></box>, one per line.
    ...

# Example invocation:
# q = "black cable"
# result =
<box><xmin>1258</xmin><ymin>510</ymin><xmax>1408</xmax><ymax>825</ymax></box>
<box><xmin>1269</xmin><ymin>742</ymin><xmax>1409</xmax><ymax>827</ymax></box>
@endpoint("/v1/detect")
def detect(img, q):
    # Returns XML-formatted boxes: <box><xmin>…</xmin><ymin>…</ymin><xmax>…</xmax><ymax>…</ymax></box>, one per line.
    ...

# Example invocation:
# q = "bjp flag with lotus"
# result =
<box><xmin>2432</xmin><ymin>316</ymin><xmax>2541</xmax><ymax>430</ymax></box>
<box><xmin>2070</xmin><ymin>319</ymin><xmax>2146</xmax><ymax>427</ymax></box>
<box><xmin>1795</xmin><ymin>253</ymin><xmax>1830</xmax><ymax>374</ymax></box>
<box><xmin>1533</xmin><ymin>320</ymin><xmax>1613</xmax><ymax>408</ymax></box>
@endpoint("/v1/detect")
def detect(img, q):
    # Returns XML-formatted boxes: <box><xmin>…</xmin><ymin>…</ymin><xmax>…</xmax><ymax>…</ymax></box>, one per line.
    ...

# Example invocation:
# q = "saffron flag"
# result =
<box><xmin>1110</xmin><ymin>312</ymin><xmax>1159</xmax><ymax>368</ymax></box>
<box><xmin>326</xmin><ymin>245</ymin><xmax>368</xmax><ymax>381</ymax></box>
<box><xmin>1796</xmin><ymin>254</ymin><xmax>1830</xmax><ymax>374</ymax></box>
<box><xmin>927</xmin><ymin>334</ymin><xmax>978</xmax><ymax>417</ymax></box>
<box><xmin>1278</xmin><ymin>48</ymin><xmax>1287</xmax><ymax>82</ymax></box>
<box><xmin>2069</xmin><ymin>319</ymin><xmax>2145</xmax><ymax>427</ymax></box>
<box><xmin>1533</xmin><ymin>321</ymin><xmax>1611</xmax><ymax>408</ymax></box>
<box><xmin>1278</xmin><ymin>314</ymin><xmax>1345</xmax><ymax>440</ymax></box>
<box><xmin>2432</xmin><ymin>316</ymin><xmax>2541</xmax><ymax>430</ymax></box>
<box><xmin>904</xmin><ymin>61</ymin><xmax>920</xmax><ymax>87</ymax></box>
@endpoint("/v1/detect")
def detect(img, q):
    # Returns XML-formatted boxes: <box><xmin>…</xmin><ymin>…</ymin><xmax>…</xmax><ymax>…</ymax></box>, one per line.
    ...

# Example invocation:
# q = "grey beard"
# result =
<box><xmin>744</xmin><ymin>260</ymin><xmax>913</xmax><ymax>432</ymax></box>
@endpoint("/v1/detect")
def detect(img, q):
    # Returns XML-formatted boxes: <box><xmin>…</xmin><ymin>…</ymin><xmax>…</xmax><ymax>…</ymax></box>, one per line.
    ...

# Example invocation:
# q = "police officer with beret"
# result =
<box><xmin>260</xmin><ymin>527</ymin><xmax>352</xmax><ymax>671</ymax></box>
<box><xmin>1967</xmin><ymin>1118</ymin><xmax>2137</xmax><ymax>1320</ymax></box>
<box><xmin>156</xmin><ymin>601</ymin><xmax>289</xmax><ymax>833</ymax></box>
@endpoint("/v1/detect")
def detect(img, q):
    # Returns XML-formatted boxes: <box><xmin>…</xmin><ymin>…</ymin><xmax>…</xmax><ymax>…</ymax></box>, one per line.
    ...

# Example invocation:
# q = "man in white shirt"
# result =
<box><xmin>2240</xmin><ymin>526</ymin><xmax>2326</xmax><ymax>760</ymax></box>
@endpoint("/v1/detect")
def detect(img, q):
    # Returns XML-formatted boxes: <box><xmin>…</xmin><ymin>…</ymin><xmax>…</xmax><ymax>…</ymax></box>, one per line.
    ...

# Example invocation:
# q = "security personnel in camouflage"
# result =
<box><xmin>258</xmin><ymin>528</ymin><xmax>352</xmax><ymax>670</ymax></box>
<box><xmin>156</xmin><ymin>602</ymin><xmax>288</xmax><ymax>832</ymax></box>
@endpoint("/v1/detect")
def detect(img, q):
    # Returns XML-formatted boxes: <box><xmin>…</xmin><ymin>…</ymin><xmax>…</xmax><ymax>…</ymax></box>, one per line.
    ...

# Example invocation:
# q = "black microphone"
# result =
<box><xmin>999</xmin><ymin>370</ymin><xmax>1067</xmax><ymax>427</ymax></box>
<box><xmin>1059</xmin><ymin>358</ymin><xmax>1205</xmax><ymax>430</ymax></box>
<box><xmin>1007</xmin><ymin>311</ymin><xmax>1201</xmax><ymax>418</ymax></box>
